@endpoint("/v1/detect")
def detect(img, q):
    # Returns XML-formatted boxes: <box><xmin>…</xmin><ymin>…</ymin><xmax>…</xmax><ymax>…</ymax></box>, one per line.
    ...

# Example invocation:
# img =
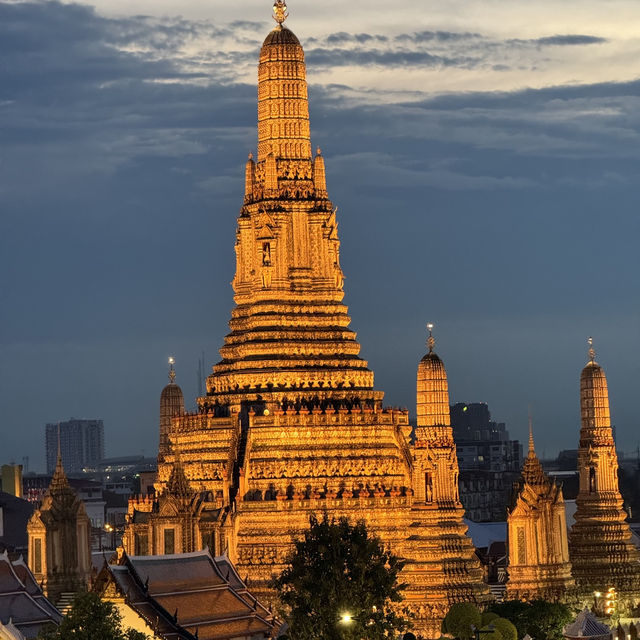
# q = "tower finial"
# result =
<box><xmin>273</xmin><ymin>0</ymin><xmax>288</xmax><ymax>25</ymax></box>
<box><xmin>587</xmin><ymin>337</ymin><xmax>596</xmax><ymax>364</ymax></box>
<box><xmin>528</xmin><ymin>409</ymin><xmax>535</xmax><ymax>455</ymax></box>
<box><xmin>168</xmin><ymin>356</ymin><xmax>176</xmax><ymax>383</ymax></box>
<box><xmin>426</xmin><ymin>323</ymin><xmax>435</xmax><ymax>353</ymax></box>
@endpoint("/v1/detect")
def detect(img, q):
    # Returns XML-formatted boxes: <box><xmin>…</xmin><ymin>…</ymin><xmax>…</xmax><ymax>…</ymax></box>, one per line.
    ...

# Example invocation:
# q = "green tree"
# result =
<box><xmin>481</xmin><ymin>612</ymin><xmax>500</xmax><ymax>627</ymax></box>
<box><xmin>492</xmin><ymin>618</ymin><xmax>518</xmax><ymax>640</ymax></box>
<box><xmin>273</xmin><ymin>514</ymin><xmax>409</xmax><ymax>640</ymax></box>
<box><xmin>489</xmin><ymin>600</ymin><xmax>572</xmax><ymax>640</ymax></box>
<box><xmin>480</xmin><ymin>626</ymin><xmax>503</xmax><ymax>640</ymax></box>
<box><xmin>38</xmin><ymin>592</ymin><xmax>148</xmax><ymax>640</ymax></box>
<box><xmin>442</xmin><ymin>603</ymin><xmax>482</xmax><ymax>639</ymax></box>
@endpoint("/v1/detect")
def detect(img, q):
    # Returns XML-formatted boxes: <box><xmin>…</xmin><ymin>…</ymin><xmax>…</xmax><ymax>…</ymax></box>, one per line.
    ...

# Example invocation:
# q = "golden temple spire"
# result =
<box><xmin>528</xmin><ymin>411</ymin><xmax>535</xmax><ymax>455</ymax></box>
<box><xmin>168</xmin><ymin>356</ymin><xmax>176</xmax><ymax>384</ymax></box>
<box><xmin>257</xmin><ymin>2</ymin><xmax>311</xmax><ymax>162</ymax></box>
<box><xmin>426</xmin><ymin>322</ymin><xmax>435</xmax><ymax>353</ymax></box>
<box><xmin>50</xmin><ymin>423</ymin><xmax>70</xmax><ymax>492</ymax></box>
<box><xmin>580</xmin><ymin>339</ymin><xmax>611</xmax><ymax>430</ymax></box>
<box><xmin>416</xmin><ymin>323</ymin><xmax>451</xmax><ymax>428</ymax></box>
<box><xmin>521</xmin><ymin>416</ymin><xmax>547</xmax><ymax>485</ymax></box>
<box><xmin>273</xmin><ymin>0</ymin><xmax>288</xmax><ymax>26</ymax></box>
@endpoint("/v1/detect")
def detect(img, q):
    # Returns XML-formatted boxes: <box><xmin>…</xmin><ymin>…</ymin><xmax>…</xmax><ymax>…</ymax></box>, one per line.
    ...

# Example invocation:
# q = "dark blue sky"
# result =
<box><xmin>1</xmin><ymin>1</ymin><xmax>639</xmax><ymax>471</ymax></box>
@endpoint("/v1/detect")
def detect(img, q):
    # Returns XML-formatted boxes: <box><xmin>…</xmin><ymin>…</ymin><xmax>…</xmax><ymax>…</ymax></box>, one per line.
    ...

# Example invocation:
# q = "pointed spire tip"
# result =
<box><xmin>426</xmin><ymin>323</ymin><xmax>435</xmax><ymax>353</ymax></box>
<box><xmin>273</xmin><ymin>0</ymin><xmax>288</xmax><ymax>26</ymax></box>
<box><xmin>528</xmin><ymin>411</ymin><xmax>535</xmax><ymax>455</ymax></box>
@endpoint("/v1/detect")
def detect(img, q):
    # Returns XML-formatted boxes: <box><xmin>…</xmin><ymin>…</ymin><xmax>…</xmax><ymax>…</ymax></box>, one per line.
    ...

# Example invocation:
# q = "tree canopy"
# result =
<box><xmin>491</xmin><ymin>617</ymin><xmax>518</xmax><ymax>640</ymax></box>
<box><xmin>442</xmin><ymin>602</ymin><xmax>482</xmax><ymax>639</ymax></box>
<box><xmin>38</xmin><ymin>592</ymin><xmax>148</xmax><ymax>640</ymax></box>
<box><xmin>273</xmin><ymin>513</ymin><xmax>409</xmax><ymax>640</ymax></box>
<box><xmin>488</xmin><ymin>600</ymin><xmax>573</xmax><ymax>640</ymax></box>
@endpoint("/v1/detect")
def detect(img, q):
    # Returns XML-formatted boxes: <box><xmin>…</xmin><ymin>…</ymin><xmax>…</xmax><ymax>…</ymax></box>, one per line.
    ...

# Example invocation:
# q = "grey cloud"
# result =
<box><xmin>534</xmin><ymin>34</ymin><xmax>607</xmax><ymax>46</ymax></box>
<box><xmin>395</xmin><ymin>30</ymin><xmax>483</xmax><ymax>43</ymax></box>
<box><xmin>307</xmin><ymin>47</ymin><xmax>478</xmax><ymax>69</ymax></box>
<box><xmin>326</xmin><ymin>31</ymin><xmax>388</xmax><ymax>44</ymax></box>
<box><xmin>2</xmin><ymin>1</ymin><xmax>640</xmax><ymax>470</ymax></box>
<box><xmin>229</xmin><ymin>20</ymin><xmax>264</xmax><ymax>31</ymax></box>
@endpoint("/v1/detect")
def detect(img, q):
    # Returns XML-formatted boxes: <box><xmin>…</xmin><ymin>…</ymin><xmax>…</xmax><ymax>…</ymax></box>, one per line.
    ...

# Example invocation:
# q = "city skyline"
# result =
<box><xmin>2</xmin><ymin>0</ymin><xmax>640</xmax><ymax>471</ymax></box>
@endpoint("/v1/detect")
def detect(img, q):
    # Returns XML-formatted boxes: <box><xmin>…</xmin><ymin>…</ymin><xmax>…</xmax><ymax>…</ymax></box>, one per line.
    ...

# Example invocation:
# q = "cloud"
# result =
<box><xmin>1</xmin><ymin>0</ymin><xmax>640</xmax><ymax>469</ymax></box>
<box><xmin>307</xmin><ymin>47</ymin><xmax>478</xmax><ymax>69</ymax></box>
<box><xmin>533</xmin><ymin>34</ymin><xmax>607</xmax><ymax>46</ymax></box>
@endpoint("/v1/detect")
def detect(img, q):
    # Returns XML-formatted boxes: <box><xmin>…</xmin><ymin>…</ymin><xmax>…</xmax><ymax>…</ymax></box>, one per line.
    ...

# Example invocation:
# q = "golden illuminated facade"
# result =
<box><xmin>158</xmin><ymin>358</ymin><xmax>185</xmax><ymax>462</ymax></box>
<box><xmin>506</xmin><ymin>425</ymin><xmax>574</xmax><ymax>602</ymax></box>
<box><xmin>570</xmin><ymin>339</ymin><xmax>640</xmax><ymax>611</ymax></box>
<box><xmin>125</xmin><ymin>3</ymin><xmax>489</xmax><ymax>636</ymax></box>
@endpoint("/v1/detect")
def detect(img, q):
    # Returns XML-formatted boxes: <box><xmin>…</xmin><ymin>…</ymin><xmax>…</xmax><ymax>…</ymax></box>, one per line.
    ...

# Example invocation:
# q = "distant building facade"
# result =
<box><xmin>451</xmin><ymin>402</ymin><xmax>523</xmax><ymax>521</ymax></box>
<box><xmin>0</xmin><ymin>492</ymin><xmax>34</xmax><ymax>554</ymax></box>
<box><xmin>1</xmin><ymin>465</ymin><xmax>23</xmax><ymax>499</ymax></box>
<box><xmin>45</xmin><ymin>419</ymin><xmax>104</xmax><ymax>474</ymax></box>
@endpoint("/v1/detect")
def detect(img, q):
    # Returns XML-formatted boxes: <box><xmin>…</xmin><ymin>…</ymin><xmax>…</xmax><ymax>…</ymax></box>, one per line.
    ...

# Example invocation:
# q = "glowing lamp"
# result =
<box><xmin>340</xmin><ymin>613</ymin><xmax>353</xmax><ymax>625</ymax></box>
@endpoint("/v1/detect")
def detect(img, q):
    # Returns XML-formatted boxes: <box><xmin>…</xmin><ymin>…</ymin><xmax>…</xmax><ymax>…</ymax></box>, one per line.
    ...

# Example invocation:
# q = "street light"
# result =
<box><xmin>339</xmin><ymin>612</ymin><xmax>353</xmax><ymax>625</ymax></box>
<box><xmin>104</xmin><ymin>524</ymin><xmax>114</xmax><ymax>550</ymax></box>
<box><xmin>472</xmin><ymin>624</ymin><xmax>496</xmax><ymax>640</ymax></box>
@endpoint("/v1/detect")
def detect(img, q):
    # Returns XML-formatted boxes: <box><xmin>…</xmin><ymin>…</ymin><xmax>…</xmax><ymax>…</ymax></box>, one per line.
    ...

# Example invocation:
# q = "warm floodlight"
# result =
<box><xmin>340</xmin><ymin>613</ymin><xmax>353</xmax><ymax>625</ymax></box>
<box><xmin>168</xmin><ymin>356</ymin><xmax>175</xmax><ymax>365</ymax></box>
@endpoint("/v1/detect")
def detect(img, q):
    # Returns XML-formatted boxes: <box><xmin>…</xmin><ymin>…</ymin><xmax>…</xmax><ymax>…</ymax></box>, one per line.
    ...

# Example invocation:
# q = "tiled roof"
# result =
<box><xmin>564</xmin><ymin>609</ymin><xmax>611</xmax><ymax>640</ymax></box>
<box><xmin>95</xmin><ymin>550</ymin><xmax>280</xmax><ymax>640</ymax></box>
<box><xmin>0</xmin><ymin>552</ymin><xmax>61</xmax><ymax>639</ymax></box>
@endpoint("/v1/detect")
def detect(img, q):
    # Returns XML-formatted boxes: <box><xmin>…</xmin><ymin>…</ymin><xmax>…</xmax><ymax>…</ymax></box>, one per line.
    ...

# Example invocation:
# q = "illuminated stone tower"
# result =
<box><xmin>407</xmin><ymin>325</ymin><xmax>490</xmax><ymax>613</ymax></box>
<box><xmin>158</xmin><ymin>357</ymin><xmax>185</xmax><ymax>462</ymax></box>
<box><xmin>131</xmin><ymin>3</ymin><xmax>489</xmax><ymax>636</ymax></box>
<box><xmin>570</xmin><ymin>339</ymin><xmax>640</xmax><ymax>610</ymax></box>
<box><xmin>506</xmin><ymin>422</ymin><xmax>574</xmax><ymax>602</ymax></box>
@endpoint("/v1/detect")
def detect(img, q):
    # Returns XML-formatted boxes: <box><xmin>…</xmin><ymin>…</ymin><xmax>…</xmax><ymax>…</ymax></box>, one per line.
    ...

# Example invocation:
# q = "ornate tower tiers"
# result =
<box><xmin>138</xmin><ymin>4</ymin><xmax>489</xmax><ymax>637</ymax></box>
<box><xmin>506</xmin><ymin>424</ymin><xmax>574</xmax><ymax>602</ymax></box>
<box><xmin>204</xmin><ymin>6</ymin><xmax>377</xmax><ymax>411</ymax></box>
<box><xmin>405</xmin><ymin>326</ymin><xmax>490</xmax><ymax>618</ymax></box>
<box><xmin>570</xmin><ymin>339</ymin><xmax>640</xmax><ymax>610</ymax></box>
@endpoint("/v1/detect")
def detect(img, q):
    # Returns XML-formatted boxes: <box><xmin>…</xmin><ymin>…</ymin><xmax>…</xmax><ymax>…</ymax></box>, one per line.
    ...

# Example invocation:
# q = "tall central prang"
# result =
<box><xmin>207</xmin><ymin>4</ymin><xmax>377</xmax><ymax>411</ymax></box>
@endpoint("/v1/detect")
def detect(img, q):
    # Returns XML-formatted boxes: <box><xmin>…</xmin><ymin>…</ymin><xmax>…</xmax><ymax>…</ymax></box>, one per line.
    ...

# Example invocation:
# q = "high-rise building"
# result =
<box><xmin>45</xmin><ymin>419</ymin><xmax>104</xmax><ymax>474</ymax></box>
<box><xmin>450</xmin><ymin>402</ymin><xmax>522</xmax><ymax>473</ymax></box>
<box><xmin>450</xmin><ymin>402</ymin><xmax>522</xmax><ymax>521</ymax></box>
<box><xmin>123</xmin><ymin>3</ymin><xmax>490</xmax><ymax>635</ymax></box>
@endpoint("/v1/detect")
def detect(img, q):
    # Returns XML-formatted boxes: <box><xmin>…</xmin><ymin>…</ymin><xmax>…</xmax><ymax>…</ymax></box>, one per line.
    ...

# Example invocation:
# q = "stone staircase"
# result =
<box><xmin>56</xmin><ymin>592</ymin><xmax>77</xmax><ymax>615</ymax></box>
<box><xmin>488</xmin><ymin>583</ymin><xmax>506</xmax><ymax>602</ymax></box>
